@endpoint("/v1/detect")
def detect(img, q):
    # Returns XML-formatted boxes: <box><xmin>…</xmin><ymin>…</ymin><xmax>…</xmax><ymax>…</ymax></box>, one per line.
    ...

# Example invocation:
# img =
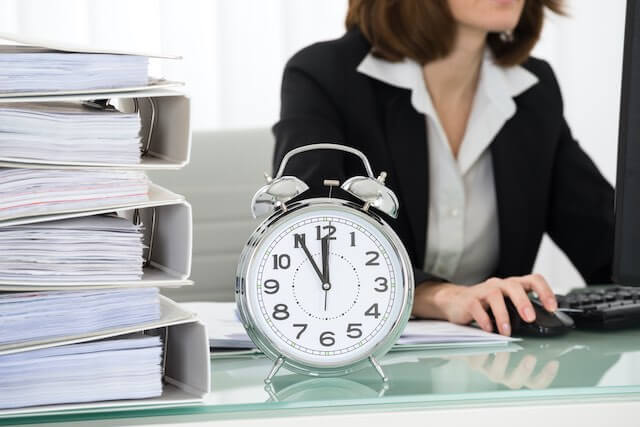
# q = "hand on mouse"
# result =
<box><xmin>412</xmin><ymin>274</ymin><xmax>558</xmax><ymax>336</ymax></box>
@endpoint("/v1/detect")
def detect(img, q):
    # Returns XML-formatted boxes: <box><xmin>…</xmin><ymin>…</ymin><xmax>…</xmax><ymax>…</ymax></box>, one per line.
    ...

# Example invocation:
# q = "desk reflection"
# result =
<box><xmin>210</xmin><ymin>328</ymin><xmax>640</xmax><ymax>405</ymax></box>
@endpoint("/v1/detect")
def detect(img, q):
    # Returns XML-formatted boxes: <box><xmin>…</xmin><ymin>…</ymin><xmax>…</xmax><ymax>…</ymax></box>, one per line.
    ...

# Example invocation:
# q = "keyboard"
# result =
<box><xmin>557</xmin><ymin>286</ymin><xmax>640</xmax><ymax>330</ymax></box>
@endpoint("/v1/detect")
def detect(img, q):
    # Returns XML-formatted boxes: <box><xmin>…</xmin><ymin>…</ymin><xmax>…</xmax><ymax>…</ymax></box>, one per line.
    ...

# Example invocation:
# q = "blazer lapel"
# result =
<box><xmin>379</xmin><ymin>84</ymin><xmax>429</xmax><ymax>263</ymax></box>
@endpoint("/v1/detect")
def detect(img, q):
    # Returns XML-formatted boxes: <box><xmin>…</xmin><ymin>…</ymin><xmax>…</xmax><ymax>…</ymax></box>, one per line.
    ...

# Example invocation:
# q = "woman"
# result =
<box><xmin>272</xmin><ymin>0</ymin><xmax>614</xmax><ymax>336</ymax></box>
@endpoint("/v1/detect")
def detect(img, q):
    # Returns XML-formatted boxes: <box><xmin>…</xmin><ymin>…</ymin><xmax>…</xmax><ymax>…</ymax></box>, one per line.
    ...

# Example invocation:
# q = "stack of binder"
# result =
<box><xmin>0</xmin><ymin>34</ymin><xmax>209</xmax><ymax>417</ymax></box>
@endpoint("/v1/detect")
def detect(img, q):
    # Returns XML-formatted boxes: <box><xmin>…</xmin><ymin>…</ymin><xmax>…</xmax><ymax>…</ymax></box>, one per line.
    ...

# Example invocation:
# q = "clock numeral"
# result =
<box><xmin>272</xmin><ymin>304</ymin><xmax>290</xmax><ymax>320</ymax></box>
<box><xmin>316</xmin><ymin>225</ymin><xmax>337</xmax><ymax>240</ymax></box>
<box><xmin>319</xmin><ymin>331</ymin><xmax>335</xmax><ymax>347</ymax></box>
<box><xmin>374</xmin><ymin>277</ymin><xmax>388</xmax><ymax>292</ymax></box>
<box><xmin>293</xmin><ymin>233</ymin><xmax>306</xmax><ymax>248</ymax></box>
<box><xmin>272</xmin><ymin>254</ymin><xmax>290</xmax><ymax>270</ymax></box>
<box><xmin>365</xmin><ymin>303</ymin><xmax>380</xmax><ymax>319</ymax></box>
<box><xmin>293</xmin><ymin>323</ymin><xmax>308</xmax><ymax>339</ymax></box>
<box><xmin>350</xmin><ymin>231</ymin><xmax>356</xmax><ymax>247</ymax></box>
<box><xmin>263</xmin><ymin>279</ymin><xmax>279</xmax><ymax>294</ymax></box>
<box><xmin>365</xmin><ymin>251</ymin><xmax>380</xmax><ymax>266</ymax></box>
<box><xmin>346</xmin><ymin>323</ymin><xmax>363</xmax><ymax>338</ymax></box>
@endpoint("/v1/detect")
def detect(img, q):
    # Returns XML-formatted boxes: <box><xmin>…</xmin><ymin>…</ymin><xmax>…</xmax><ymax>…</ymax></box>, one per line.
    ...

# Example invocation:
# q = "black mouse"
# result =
<box><xmin>489</xmin><ymin>297</ymin><xmax>574</xmax><ymax>337</ymax></box>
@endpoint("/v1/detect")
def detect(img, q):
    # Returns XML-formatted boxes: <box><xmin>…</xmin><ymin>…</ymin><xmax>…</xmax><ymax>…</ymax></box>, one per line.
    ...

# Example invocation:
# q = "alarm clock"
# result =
<box><xmin>236</xmin><ymin>143</ymin><xmax>414</xmax><ymax>384</ymax></box>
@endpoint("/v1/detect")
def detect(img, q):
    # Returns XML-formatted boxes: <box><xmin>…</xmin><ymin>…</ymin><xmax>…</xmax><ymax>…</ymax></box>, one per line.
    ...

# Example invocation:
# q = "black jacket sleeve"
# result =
<box><xmin>542</xmin><ymin>65</ymin><xmax>615</xmax><ymax>284</ymax></box>
<box><xmin>272</xmin><ymin>53</ymin><xmax>348</xmax><ymax>190</ymax></box>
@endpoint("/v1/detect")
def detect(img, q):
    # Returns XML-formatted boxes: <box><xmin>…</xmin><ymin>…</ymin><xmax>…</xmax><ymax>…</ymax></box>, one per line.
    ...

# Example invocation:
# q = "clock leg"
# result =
<box><xmin>264</xmin><ymin>356</ymin><xmax>285</xmax><ymax>385</ymax></box>
<box><xmin>369</xmin><ymin>356</ymin><xmax>388</xmax><ymax>383</ymax></box>
<box><xmin>264</xmin><ymin>382</ymin><xmax>279</xmax><ymax>402</ymax></box>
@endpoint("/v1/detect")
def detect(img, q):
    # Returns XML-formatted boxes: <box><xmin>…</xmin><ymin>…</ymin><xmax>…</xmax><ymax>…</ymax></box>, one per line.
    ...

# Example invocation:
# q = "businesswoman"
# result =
<box><xmin>272</xmin><ymin>0</ymin><xmax>615</xmax><ymax>336</ymax></box>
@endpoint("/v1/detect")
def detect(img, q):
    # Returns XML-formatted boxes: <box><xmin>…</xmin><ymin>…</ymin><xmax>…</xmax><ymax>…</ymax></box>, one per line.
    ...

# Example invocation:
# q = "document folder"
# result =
<box><xmin>0</xmin><ymin>297</ymin><xmax>210</xmax><ymax>417</ymax></box>
<box><xmin>0</xmin><ymin>32</ymin><xmax>183</xmax><ymax>98</ymax></box>
<box><xmin>0</xmin><ymin>200</ymin><xmax>193</xmax><ymax>290</ymax></box>
<box><xmin>0</xmin><ymin>182</ymin><xmax>183</xmax><ymax>226</ymax></box>
<box><xmin>0</xmin><ymin>89</ymin><xmax>191</xmax><ymax>169</ymax></box>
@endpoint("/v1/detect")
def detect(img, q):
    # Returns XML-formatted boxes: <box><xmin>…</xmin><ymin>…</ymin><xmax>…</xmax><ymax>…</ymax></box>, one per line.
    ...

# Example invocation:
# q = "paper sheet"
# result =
<box><xmin>0</xmin><ymin>102</ymin><xmax>142</xmax><ymax>164</ymax></box>
<box><xmin>0</xmin><ymin>287</ymin><xmax>161</xmax><ymax>346</ymax></box>
<box><xmin>0</xmin><ymin>334</ymin><xmax>163</xmax><ymax>410</ymax></box>
<box><xmin>0</xmin><ymin>168</ymin><xmax>149</xmax><ymax>220</ymax></box>
<box><xmin>0</xmin><ymin>215</ymin><xmax>145</xmax><ymax>282</ymax></box>
<box><xmin>0</xmin><ymin>51</ymin><xmax>149</xmax><ymax>93</ymax></box>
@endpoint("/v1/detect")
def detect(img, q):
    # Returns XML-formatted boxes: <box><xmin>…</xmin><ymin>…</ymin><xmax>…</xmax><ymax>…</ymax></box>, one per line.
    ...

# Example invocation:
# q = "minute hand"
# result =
<box><xmin>321</xmin><ymin>237</ymin><xmax>330</xmax><ymax>285</ymax></box>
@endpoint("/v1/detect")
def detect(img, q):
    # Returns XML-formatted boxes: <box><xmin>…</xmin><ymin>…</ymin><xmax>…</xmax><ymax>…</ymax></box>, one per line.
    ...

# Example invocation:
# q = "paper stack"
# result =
<box><xmin>0</xmin><ymin>216</ymin><xmax>144</xmax><ymax>283</ymax></box>
<box><xmin>0</xmin><ymin>49</ymin><xmax>149</xmax><ymax>93</ymax></box>
<box><xmin>0</xmin><ymin>288</ymin><xmax>160</xmax><ymax>346</ymax></box>
<box><xmin>0</xmin><ymin>334</ymin><xmax>163</xmax><ymax>410</ymax></box>
<box><xmin>0</xmin><ymin>34</ymin><xmax>208</xmax><ymax>418</ymax></box>
<box><xmin>0</xmin><ymin>102</ymin><xmax>142</xmax><ymax>164</ymax></box>
<box><xmin>0</xmin><ymin>168</ymin><xmax>149</xmax><ymax>221</ymax></box>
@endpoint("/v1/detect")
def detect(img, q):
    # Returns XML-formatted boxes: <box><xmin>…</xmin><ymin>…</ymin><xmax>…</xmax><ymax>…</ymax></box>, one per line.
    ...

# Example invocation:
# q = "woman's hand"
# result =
<box><xmin>412</xmin><ymin>274</ymin><xmax>558</xmax><ymax>336</ymax></box>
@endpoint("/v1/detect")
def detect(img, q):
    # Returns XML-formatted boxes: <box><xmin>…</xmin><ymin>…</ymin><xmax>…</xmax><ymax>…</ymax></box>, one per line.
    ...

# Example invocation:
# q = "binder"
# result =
<box><xmin>0</xmin><ymin>31</ymin><xmax>181</xmax><ymax>59</ymax></box>
<box><xmin>0</xmin><ymin>32</ymin><xmax>183</xmax><ymax>98</ymax></box>
<box><xmin>0</xmin><ymin>33</ymin><xmax>208</xmax><ymax>418</ymax></box>
<box><xmin>0</xmin><ymin>297</ymin><xmax>210</xmax><ymax>417</ymax></box>
<box><xmin>0</xmin><ymin>90</ymin><xmax>191</xmax><ymax>169</ymax></box>
<box><xmin>0</xmin><ymin>200</ymin><xmax>193</xmax><ymax>290</ymax></box>
<box><xmin>0</xmin><ymin>182</ymin><xmax>183</xmax><ymax>226</ymax></box>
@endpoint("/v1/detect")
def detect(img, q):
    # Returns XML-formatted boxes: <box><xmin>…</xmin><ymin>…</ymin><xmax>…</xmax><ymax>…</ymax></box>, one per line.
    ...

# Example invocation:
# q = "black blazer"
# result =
<box><xmin>272</xmin><ymin>29</ymin><xmax>615</xmax><ymax>286</ymax></box>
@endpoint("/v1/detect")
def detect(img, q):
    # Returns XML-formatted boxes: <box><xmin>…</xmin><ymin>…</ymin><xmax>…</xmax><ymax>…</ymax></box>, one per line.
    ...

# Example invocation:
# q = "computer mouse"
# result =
<box><xmin>489</xmin><ymin>297</ymin><xmax>575</xmax><ymax>337</ymax></box>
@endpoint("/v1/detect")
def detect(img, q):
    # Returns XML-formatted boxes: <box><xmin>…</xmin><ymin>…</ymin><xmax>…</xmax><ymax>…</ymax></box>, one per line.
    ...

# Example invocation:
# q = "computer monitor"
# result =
<box><xmin>614</xmin><ymin>0</ymin><xmax>640</xmax><ymax>285</ymax></box>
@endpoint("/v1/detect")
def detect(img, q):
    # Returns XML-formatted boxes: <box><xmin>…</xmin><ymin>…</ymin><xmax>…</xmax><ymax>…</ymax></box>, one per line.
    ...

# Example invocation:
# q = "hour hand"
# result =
<box><xmin>299</xmin><ymin>239</ymin><xmax>323</xmax><ymax>283</ymax></box>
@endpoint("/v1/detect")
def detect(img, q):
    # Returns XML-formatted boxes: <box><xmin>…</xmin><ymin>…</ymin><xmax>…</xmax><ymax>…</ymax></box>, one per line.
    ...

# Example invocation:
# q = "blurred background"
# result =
<box><xmin>0</xmin><ymin>0</ymin><xmax>626</xmax><ymax>298</ymax></box>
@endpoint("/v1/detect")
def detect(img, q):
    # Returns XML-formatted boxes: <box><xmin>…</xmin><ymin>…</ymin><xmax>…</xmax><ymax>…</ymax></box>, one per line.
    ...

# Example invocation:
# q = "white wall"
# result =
<box><xmin>0</xmin><ymin>0</ymin><xmax>349</xmax><ymax>130</ymax></box>
<box><xmin>0</xmin><ymin>0</ymin><xmax>625</xmax><ymax>293</ymax></box>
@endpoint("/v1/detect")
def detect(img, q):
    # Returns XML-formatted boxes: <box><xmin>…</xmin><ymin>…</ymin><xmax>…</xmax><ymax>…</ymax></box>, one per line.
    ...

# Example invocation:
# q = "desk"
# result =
<box><xmin>5</xmin><ymin>329</ymin><xmax>640</xmax><ymax>426</ymax></box>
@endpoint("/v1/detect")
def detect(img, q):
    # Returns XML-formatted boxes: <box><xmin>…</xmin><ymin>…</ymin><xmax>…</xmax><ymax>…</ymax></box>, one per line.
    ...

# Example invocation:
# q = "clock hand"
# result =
<box><xmin>322</xmin><ymin>236</ymin><xmax>331</xmax><ymax>311</ymax></box>
<box><xmin>322</xmin><ymin>236</ymin><xmax>330</xmax><ymax>285</ymax></box>
<box><xmin>299</xmin><ymin>239</ymin><xmax>324</xmax><ymax>284</ymax></box>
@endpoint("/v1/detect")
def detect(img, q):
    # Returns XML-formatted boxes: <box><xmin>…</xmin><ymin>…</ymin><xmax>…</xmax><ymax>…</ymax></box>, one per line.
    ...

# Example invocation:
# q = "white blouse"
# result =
<box><xmin>357</xmin><ymin>50</ymin><xmax>539</xmax><ymax>285</ymax></box>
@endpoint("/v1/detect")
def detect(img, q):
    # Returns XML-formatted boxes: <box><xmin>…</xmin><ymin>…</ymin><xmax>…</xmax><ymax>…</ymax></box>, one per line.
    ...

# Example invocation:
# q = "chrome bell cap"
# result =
<box><xmin>251</xmin><ymin>176</ymin><xmax>309</xmax><ymax>218</ymax></box>
<box><xmin>341</xmin><ymin>175</ymin><xmax>399</xmax><ymax>218</ymax></box>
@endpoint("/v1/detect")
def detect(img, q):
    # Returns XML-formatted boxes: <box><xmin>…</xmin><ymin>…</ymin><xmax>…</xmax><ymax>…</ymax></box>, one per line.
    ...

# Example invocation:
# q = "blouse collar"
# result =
<box><xmin>356</xmin><ymin>49</ymin><xmax>539</xmax><ymax>173</ymax></box>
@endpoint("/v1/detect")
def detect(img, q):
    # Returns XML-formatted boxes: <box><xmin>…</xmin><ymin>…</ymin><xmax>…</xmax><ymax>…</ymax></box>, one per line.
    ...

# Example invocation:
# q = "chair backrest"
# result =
<box><xmin>148</xmin><ymin>128</ymin><xmax>275</xmax><ymax>302</ymax></box>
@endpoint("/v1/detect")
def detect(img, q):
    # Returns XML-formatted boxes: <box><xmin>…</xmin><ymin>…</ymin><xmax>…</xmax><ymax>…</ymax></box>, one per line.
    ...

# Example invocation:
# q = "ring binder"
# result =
<box><xmin>136</xmin><ymin>97</ymin><xmax>157</xmax><ymax>157</ymax></box>
<box><xmin>0</xmin><ymin>199</ymin><xmax>192</xmax><ymax>290</ymax></box>
<box><xmin>144</xmin><ymin>326</ymin><xmax>169</xmax><ymax>380</ymax></box>
<box><xmin>83</xmin><ymin>97</ymin><xmax>157</xmax><ymax>157</ymax></box>
<box><xmin>133</xmin><ymin>207</ymin><xmax>157</xmax><ymax>267</ymax></box>
<box><xmin>0</xmin><ymin>90</ymin><xmax>190</xmax><ymax>170</ymax></box>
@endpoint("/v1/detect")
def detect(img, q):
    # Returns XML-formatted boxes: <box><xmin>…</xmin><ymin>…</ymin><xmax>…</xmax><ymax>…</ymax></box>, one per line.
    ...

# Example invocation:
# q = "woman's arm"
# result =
<box><xmin>539</xmin><ymin>62</ymin><xmax>615</xmax><ymax>284</ymax></box>
<box><xmin>413</xmin><ymin>275</ymin><xmax>558</xmax><ymax>336</ymax></box>
<box><xmin>546</xmin><ymin>118</ymin><xmax>615</xmax><ymax>283</ymax></box>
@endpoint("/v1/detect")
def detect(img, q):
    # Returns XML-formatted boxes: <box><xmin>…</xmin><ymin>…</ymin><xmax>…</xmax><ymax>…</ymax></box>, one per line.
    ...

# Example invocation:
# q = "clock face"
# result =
<box><xmin>244</xmin><ymin>206</ymin><xmax>408</xmax><ymax>368</ymax></box>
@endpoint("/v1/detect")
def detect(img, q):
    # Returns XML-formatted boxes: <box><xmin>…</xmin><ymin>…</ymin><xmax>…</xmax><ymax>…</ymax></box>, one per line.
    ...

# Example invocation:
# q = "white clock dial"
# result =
<box><xmin>245</xmin><ymin>207</ymin><xmax>407</xmax><ymax>368</ymax></box>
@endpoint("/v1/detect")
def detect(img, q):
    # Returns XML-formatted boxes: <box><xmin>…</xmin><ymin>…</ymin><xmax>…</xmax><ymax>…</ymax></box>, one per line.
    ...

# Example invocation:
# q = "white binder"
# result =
<box><xmin>0</xmin><ymin>182</ymin><xmax>183</xmax><ymax>225</ymax></box>
<box><xmin>0</xmin><ymin>32</ymin><xmax>183</xmax><ymax>98</ymax></box>
<box><xmin>0</xmin><ymin>89</ymin><xmax>191</xmax><ymax>170</ymax></box>
<box><xmin>0</xmin><ymin>198</ymin><xmax>193</xmax><ymax>290</ymax></box>
<box><xmin>0</xmin><ymin>297</ymin><xmax>210</xmax><ymax>417</ymax></box>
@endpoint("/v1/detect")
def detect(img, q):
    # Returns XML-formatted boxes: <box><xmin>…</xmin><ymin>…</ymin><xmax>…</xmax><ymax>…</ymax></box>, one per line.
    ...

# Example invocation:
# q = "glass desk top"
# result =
<box><xmin>6</xmin><ymin>328</ymin><xmax>640</xmax><ymax>425</ymax></box>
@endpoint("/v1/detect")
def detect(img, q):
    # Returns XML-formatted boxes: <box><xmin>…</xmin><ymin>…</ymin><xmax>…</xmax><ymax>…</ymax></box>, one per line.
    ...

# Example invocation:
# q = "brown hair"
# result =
<box><xmin>346</xmin><ymin>0</ymin><xmax>564</xmax><ymax>66</ymax></box>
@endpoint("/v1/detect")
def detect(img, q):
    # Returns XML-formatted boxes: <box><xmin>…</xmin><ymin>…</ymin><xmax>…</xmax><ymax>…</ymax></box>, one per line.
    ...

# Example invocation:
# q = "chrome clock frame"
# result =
<box><xmin>236</xmin><ymin>198</ymin><xmax>414</xmax><ymax>384</ymax></box>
